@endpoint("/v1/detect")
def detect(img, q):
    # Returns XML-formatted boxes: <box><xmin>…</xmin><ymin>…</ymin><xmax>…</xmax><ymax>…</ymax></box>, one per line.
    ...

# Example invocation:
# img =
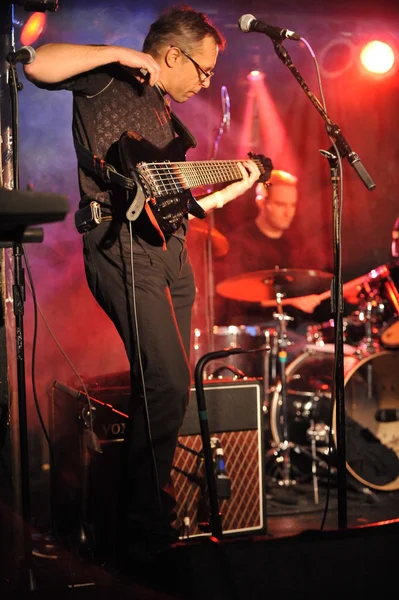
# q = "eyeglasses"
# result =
<box><xmin>173</xmin><ymin>46</ymin><xmax>214</xmax><ymax>81</ymax></box>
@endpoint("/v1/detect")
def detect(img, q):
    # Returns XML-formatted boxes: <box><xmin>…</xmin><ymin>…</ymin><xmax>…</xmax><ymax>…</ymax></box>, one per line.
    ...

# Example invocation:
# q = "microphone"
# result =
<box><xmin>238</xmin><ymin>14</ymin><xmax>301</xmax><ymax>42</ymax></box>
<box><xmin>211</xmin><ymin>437</ymin><xmax>231</xmax><ymax>500</ymax></box>
<box><xmin>7</xmin><ymin>46</ymin><xmax>36</xmax><ymax>66</ymax></box>
<box><xmin>221</xmin><ymin>85</ymin><xmax>230</xmax><ymax>132</ymax></box>
<box><xmin>375</xmin><ymin>409</ymin><xmax>399</xmax><ymax>423</ymax></box>
<box><xmin>392</xmin><ymin>216</ymin><xmax>399</xmax><ymax>259</ymax></box>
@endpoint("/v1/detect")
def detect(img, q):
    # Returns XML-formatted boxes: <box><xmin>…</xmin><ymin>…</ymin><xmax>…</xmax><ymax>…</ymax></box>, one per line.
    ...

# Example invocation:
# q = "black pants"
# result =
<box><xmin>83</xmin><ymin>220</ymin><xmax>195</xmax><ymax>542</ymax></box>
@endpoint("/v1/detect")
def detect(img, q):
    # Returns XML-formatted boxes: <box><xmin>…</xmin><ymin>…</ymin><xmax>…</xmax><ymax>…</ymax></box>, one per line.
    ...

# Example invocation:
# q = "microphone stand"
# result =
<box><xmin>270</xmin><ymin>40</ymin><xmax>376</xmax><ymax>528</ymax></box>
<box><xmin>0</xmin><ymin>30</ymin><xmax>38</xmax><ymax>591</ymax></box>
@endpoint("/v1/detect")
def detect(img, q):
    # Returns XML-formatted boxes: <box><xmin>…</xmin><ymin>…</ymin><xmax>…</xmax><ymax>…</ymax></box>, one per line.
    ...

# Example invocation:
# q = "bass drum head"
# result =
<box><xmin>270</xmin><ymin>349</ymin><xmax>399</xmax><ymax>491</ymax></box>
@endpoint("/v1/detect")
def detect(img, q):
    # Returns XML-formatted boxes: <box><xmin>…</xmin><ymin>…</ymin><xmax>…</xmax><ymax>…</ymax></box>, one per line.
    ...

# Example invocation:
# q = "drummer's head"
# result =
<box><xmin>255</xmin><ymin>169</ymin><xmax>298</xmax><ymax>236</ymax></box>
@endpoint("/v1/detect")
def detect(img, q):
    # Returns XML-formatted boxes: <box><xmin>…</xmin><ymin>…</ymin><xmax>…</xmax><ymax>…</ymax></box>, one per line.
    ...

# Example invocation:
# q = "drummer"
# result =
<box><xmin>214</xmin><ymin>169</ymin><xmax>327</xmax><ymax>329</ymax></box>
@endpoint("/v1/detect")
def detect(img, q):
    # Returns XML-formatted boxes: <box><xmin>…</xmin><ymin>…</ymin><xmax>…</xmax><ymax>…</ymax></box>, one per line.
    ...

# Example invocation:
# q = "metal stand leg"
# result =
<box><xmin>272</xmin><ymin>293</ymin><xmax>296</xmax><ymax>488</ymax></box>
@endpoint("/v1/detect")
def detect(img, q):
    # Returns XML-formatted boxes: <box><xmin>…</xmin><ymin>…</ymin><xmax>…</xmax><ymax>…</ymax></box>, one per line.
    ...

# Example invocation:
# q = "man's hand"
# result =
<box><xmin>289</xmin><ymin>294</ymin><xmax>322</xmax><ymax>314</ymax></box>
<box><xmin>116</xmin><ymin>48</ymin><xmax>161</xmax><ymax>86</ymax></box>
<box><xmin>222</xmin><ymin>160</ymin><xmax>261</xmax><ymax>204</ymax></box>
<box><xmin>188</xmin><ymin>160</ymin><xmax>260</xmax><ymax>218</ymax></box>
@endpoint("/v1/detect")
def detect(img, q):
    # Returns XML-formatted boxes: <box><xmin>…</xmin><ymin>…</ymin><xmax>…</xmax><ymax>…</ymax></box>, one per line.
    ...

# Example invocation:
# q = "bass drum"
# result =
<box><xmin>270</xmin><ymin>348</ymin><xmax>399</xmax><ymax>491</ymax></box>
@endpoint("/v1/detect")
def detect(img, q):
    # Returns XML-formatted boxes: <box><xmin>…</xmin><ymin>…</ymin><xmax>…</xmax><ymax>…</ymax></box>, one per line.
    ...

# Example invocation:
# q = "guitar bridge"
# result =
<box><xmin>137</xmin><ymin>161</ymin><xmax>186</xmax><ymax>198</ymax></box>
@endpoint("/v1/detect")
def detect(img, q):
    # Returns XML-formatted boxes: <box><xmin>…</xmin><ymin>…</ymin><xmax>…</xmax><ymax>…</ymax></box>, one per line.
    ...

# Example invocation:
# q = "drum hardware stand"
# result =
<box><xmin>362</xmin><ymin>300</ymin><xmax>380</xmax><ymax>354</ymax></box>
<box><xmin>306</xmin><ymin>419</ymin><xmax>330</xmax><ymax>505</ymax></box>
<box><xmin>271</xmin><ymin>292</ymin><xmax>297</xmax><ymax>488</ymax></box>
<box><xmin>262</xmin><ymin>328</ymin><xmax>278</xmax><ymax>414</ymax></box>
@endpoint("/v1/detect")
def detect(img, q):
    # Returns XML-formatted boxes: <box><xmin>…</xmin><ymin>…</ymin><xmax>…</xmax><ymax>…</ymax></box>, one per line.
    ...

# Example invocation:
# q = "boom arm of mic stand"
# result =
<box><xmin>271</xmin><ymin>41</ymin><xmax>376</xmax><ymax>191</ymax></box>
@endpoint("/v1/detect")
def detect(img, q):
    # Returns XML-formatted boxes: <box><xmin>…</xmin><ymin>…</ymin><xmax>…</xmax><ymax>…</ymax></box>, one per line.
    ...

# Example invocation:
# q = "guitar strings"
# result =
<box><xmin>137</xmin><ymin>158</ymin><xmax>264</xmax><ymax>196</ymax></box>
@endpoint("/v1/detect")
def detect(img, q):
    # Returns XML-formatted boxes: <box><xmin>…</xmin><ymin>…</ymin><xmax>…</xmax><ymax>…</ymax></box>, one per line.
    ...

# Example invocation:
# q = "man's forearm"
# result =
<box><xmin>23</xmin><ymin>43</ymin><xmax>121</xmax><ymax>84</ymax></box>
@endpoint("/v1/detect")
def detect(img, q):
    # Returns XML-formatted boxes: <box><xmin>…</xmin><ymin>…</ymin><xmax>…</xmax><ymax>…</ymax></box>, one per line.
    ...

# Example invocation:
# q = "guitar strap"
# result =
<box><xmin>73</xmin><ymin>112</ymin><xmax>197</xmax><ymax>196</ymax></box>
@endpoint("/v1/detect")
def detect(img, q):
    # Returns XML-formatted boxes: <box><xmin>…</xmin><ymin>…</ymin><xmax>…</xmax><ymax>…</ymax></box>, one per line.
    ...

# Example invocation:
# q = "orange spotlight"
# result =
<box><xmin>247</xmin><ymin>70</ymin><xmax>264</xmax><ymax>81</ymax></box>
<box><xmin>360</xmin><ymin>40</ymin><xmax>395</xmax><ymax>74</ymax></box>
<box><xmin>20</xmin><ymin>12</ymin><xmax>47</xmax><ymax>46</ymax></box>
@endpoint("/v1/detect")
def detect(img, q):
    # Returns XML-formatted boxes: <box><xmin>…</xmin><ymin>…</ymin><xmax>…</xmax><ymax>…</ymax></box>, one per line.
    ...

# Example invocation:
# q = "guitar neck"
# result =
<box><xmin>141</xmin><ymin>159</ymin><xmax>262</xmax><ymax>195</ymax></box>
<box><xmin>178</xmin><ymin>160</ymin><xmax>251</xmax><ymax>188</ymax></box>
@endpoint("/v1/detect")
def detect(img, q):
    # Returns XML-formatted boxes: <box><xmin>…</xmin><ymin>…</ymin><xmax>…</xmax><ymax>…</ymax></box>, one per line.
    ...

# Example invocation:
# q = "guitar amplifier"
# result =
<box><xmin>174</xmin><ymin>379</ymin><xmax>266</xmax><ymax>538</ymax></box>
<box><xmin>48</xmin><ymin>376</ymin><xmax>266</xmax><ymax>551</ymax></box>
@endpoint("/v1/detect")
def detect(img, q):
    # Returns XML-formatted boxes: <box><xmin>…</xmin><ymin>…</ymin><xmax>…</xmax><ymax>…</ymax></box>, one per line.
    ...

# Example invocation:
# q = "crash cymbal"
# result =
<box><xmin>216</xmin><ymin>268</ymin><xmax>333</xmax><ymax>303</ymax></box>
<box><xmin>187</xmin><ymin>219</ymin><xmax>229</xmax><ymax>258</ymax></box>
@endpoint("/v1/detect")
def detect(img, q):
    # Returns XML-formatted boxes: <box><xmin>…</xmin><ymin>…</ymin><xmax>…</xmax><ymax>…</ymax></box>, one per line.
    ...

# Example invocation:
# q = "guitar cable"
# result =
<box><xmin>127</xmin><ymin>221</ymin><xmax>163</xmax><ymax>516</ymax></box>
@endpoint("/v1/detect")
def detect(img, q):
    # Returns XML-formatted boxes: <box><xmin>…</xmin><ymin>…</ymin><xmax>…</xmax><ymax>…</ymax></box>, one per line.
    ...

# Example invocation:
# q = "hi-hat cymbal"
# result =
<box><xmin>187</xmin><ymin>219</ymin><xmax>229</xmax><ymax>258</ymax></box>
<box><xmin>216</xmin><ymin>268</ymin><xmax>333</xmax><ymax>303</ymax></box>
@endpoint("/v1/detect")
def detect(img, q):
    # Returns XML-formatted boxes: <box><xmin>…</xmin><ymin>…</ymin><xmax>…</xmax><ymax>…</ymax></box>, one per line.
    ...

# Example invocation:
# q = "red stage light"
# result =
<box><xmin>360</xmin><ymin>40</ymin><xmax>395</xmax><ymax>74</ymax></box>
<box><xmin>20</xmin><ymin>12</ymin><xmax>47</xmax><ymax>46</ymax></box>
<box><xmin>247</xmin><ymin>70</ymin><xmax>264</xmax><ymax>81</ymax></box>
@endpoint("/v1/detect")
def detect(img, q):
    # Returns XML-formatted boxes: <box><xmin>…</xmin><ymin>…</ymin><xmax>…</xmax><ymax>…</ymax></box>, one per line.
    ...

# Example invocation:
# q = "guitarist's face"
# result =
<box><xmin>161</xmin><ymin>36</ymin><xmax>219</xmax><ymax>103</ymax></box>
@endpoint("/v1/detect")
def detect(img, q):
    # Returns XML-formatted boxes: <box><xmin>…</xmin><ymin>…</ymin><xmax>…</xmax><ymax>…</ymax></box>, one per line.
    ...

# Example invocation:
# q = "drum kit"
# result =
<box><xmin>192</xmin><ymin>234</ymin><xmax>399</xmax><ymax>497</ymax></box>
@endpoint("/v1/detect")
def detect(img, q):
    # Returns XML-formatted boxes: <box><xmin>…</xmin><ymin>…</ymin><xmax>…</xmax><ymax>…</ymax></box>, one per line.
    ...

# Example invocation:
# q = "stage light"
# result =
<box><xmin>360</xmin><ymin>40</ymin><xmax>395</xmax><ymax>74</ymax></box>
<box><xmin>247</xmin><ymin>70</ymin><xmax>264</xmax><ymax>81</ymax></box>
<box><xmin>319</xmin><ymin>37</ymin><xmax>355</xmax><ymax>79</ymax></box>
<box><xmin>20</xmin><ymin>11</ymin><xmax>47</xmax><ymax>45</ymax></box>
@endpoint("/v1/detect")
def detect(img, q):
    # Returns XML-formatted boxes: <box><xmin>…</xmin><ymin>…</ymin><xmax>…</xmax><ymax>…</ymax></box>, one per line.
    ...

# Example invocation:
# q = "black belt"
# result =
<box><xmin>75</xmin><ymin>201</ymin><xmax>113</xmax><ymax>234</ymax></box>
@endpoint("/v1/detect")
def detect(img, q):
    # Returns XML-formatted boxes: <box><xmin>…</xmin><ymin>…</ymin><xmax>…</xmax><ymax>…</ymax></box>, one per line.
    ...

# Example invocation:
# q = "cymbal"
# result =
<box><xmin>216</xmin><ymin>268</ymin><xmax>333</xmax><ymax>303</ymax></box>
<box><xmin>187</xmin><ymin>219</ymin><xmax>229</xmax><ymax>258</ymax></box>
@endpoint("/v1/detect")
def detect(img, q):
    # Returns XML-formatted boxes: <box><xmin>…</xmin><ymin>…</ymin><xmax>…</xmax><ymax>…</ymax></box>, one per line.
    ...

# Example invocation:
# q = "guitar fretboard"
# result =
<box><xmin>137</xmin><ymin>158</ymin><xmax>264</xmax><ymax>197</ymax></box>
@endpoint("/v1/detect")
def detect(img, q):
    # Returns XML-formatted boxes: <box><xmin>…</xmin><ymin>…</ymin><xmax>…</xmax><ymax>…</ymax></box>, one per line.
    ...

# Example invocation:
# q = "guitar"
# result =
<box><xmin>118</xmin><ymin>130</ymin><xmax>273</xmax><ymax>236</ymax></box>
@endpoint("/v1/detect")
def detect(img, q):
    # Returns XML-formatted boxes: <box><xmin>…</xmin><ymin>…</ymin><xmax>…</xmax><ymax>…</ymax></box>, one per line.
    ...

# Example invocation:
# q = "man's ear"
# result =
<box><xmin>255</xmin><ymin>186</ymin><xmax>269</xmax><ymax>208</ymax></box>
<box><xmin>165</xmin><ymin>46</ymin><xmax>181</xmax><ymax>68</ymax></box>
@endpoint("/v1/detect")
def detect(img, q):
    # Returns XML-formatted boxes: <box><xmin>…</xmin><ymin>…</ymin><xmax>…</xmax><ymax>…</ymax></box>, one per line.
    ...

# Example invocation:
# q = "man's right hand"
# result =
<box><xmin>115</xmin><ymin>47</ymin><xmax>161</xmax><ymax>86</ymax></box>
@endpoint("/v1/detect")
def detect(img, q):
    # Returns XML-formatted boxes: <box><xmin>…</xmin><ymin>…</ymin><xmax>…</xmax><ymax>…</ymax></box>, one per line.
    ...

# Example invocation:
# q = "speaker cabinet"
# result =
<box><xmin>173</xmin><ymin>379</ymin><xmax>266</xmax><ymax>538</ymax></box>
<box><xmin>49</xmin><ymin>376</ymin><xmax>266</xmax><ymax>553</ymax></box>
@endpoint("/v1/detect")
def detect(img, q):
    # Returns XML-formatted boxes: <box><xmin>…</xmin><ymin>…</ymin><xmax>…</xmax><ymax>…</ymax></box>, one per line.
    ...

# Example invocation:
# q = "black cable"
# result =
<box><xmin>128</xmin><ymin>221</ymin><xmax>162</xmax><ymax>514</ymax></box>
<box><xmin>24</xmin><ymin>249</ymin><xmax>53</xmax><ymax>455</ymax></box>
